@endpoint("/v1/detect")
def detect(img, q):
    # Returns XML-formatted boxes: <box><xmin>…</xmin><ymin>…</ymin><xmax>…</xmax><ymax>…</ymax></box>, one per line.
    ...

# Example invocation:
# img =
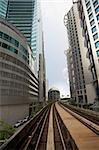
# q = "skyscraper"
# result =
<box><xmin>0</xmin><ymin>18</ymin><xmax>39</xmax><ymax>124</ymax></box>
<box><xmin>78</xmin><ymin>0</ymin><xmax>99</xmax><ymax>107</ymax></box>
<box><xmin>0</xmin><ymin>0</ymin><xmax>46</xmax><ymax>124</ymax></box>
<box><xmin>6</xmin><ymin>0</ymin><xmax>43</xmax><ymax>75</ymax></box>
<box><xmin>64</xmin><ymin>3</ymin><xmax>96</xmax><ymax>105</ymax></box>
<box><xmin>0</xmin><ymin>0</ymin><xmax>8</xmax><ymax>19</ymax></box>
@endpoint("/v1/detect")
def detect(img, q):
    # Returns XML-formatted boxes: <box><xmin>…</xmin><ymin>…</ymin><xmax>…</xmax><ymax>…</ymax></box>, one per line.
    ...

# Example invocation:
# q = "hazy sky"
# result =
<box><xmin>41</xmin><ymin>0</ymin><xmax>73</xmax><ymax>97</ymax></box>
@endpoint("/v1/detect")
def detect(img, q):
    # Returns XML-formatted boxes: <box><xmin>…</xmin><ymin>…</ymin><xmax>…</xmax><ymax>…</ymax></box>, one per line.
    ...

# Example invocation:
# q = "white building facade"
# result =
<box><xmin>78</xmin><ymin>0</ymin><xmax>99</xmax><ymax>104</ymax></box>
<box><xmin>64</xmin><ymin>3</ymin><xmax>96</xmax><ymax>105</ymax></box>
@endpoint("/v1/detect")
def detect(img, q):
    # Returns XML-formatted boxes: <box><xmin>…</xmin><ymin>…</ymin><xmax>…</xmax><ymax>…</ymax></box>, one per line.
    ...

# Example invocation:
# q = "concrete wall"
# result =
<box><xmin>0</xmin><ymin>104</ymin><xmax>29</xmax><ymax>125</ymax></box>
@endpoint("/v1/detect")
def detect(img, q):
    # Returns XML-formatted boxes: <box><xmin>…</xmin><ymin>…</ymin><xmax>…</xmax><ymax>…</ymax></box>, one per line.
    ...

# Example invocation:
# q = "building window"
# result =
<box><xmin>92</xmin><ymin>26</ymin><xmax>97</xmax><ymax>33</ymax></box>
<box><xmin>85</xmin><ymin>0</ymin><xmax>89</xmax><ymax>3</ymax></box>
<box><xmin>86</xmin><ymin>1</ymin><xmax>90</xmax><ymax>8</ymax></box>
<box><xmin>93</xmin><ymin>33</ymin><xmax>98</xmax><ymax>40</ymax></box>
<box><xmin>96</xmin><ymin>50</ymin><xmax>99</xmax><ymax>57</ymax></box>
<box><xmin>2</xmin><ymin>43</ymin><xmax>8</xmax><ymax>49</ymax></box>
<box><xmin>93</xmin><ymin>0</ymin><xmax>98</xmax><ymax>7</ymax></box>
<box><xmin>95</xmin><ymin>6</ymin><xmax>99</xmax><ymax>13</ymax></box>
<box><xmin>95</xmin><ymin>41</ymin><xmax>99</xmax><ymax>48</ymax></box>
<box><xmin>0</xmin><ymin>31</ymin><xmax>19</xmax><ymax>48</ymax></box>
<box><xmin>89</xmin><ymin>13</ymin><xmax>93</xmax><ymax>20</ymax></box>
<box><xmin>87</xmin><ymin>7</ymin><xmax>92</xmax><ymax>14</ymax></box>
<box><xmin>96</xmin><ymin>14</ymin><xmax>99</xmax><ymax>20</ymax></box>
<box><xmin>90</xmin><ymin>19</ymin><xmax>95</xmax><ymax>26</ymax></box>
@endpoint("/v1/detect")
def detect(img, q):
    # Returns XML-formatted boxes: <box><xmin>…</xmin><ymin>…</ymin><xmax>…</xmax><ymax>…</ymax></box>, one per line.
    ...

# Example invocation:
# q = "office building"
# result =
<box><xmin>78</xmin><ymin>0</ymin><xmax>99</xmax><ymax>108</ymax></box>
<box><xmin>38</xmin><ymin>48</ymin><xmax>46</xmax><ymax>102</ymax></box>
<box><xmin>0</xmin><ymin>0</ymin><xmax>46</xmax><ymax>124</ymax></box>
<box><xmin>6</xmin><ymin>0</ymin><xmax>43</xmax><ymax>75</ymax></box>
<box><xmin>6</xmin><ymin>0</ymin><xmax>46</xmax><ymax>101</ymax></box>
<box><xmin>64</xmin><ymin>3</ymin><xmax>96</xmax><ymax>105</ymax></box>
<box><xmin>0</xmin><ymin>18</ymin><xmax>39</xmax><ymax>124</ymax></box>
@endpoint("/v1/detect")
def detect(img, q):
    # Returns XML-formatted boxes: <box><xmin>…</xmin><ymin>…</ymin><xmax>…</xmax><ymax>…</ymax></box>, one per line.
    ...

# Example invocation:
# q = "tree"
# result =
<box><xmin>0</xmin><ymin>121</ymin><xmax>15</xmax><ymax>140</ymax></box>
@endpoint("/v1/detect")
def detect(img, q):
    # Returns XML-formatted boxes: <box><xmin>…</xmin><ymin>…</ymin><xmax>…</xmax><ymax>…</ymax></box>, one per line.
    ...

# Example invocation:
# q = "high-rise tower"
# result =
<box><xmin>0</xmin><ymin>0</ymin><xmax>46</xmax><ymax>124</ymax></box>
<box><xmin>78</xmin><ymin>0</ymin><xmax>99</xmax><ymax>108</ymax></box>
<box><xmin>0</xmin><ymin>0</ymin><xmax>8</xmax><ymax>19</ymax></box>
<box><xmin>64</xmin><ymin>3</ymin><xmax>96</xmax><ymax>105</ymax></box>
<box><xmin>6</xmin><ymin>0</ymin><xmax>43</xmax><ymax>75</ymax></box>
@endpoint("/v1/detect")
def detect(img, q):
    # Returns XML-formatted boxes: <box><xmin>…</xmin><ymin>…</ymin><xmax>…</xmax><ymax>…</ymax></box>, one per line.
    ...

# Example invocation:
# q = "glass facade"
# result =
<box><xmin>6</xmin><ymin>0</ymin><xmax>38</xmax><ymax>60</ymax></box>
<box><xmin>92</xmin><ymin>26</ymin><xmax>97</xmax><ymax>33</ymax></box>
<box><xmin>0</xmin><ymin>0</ymin><xmax>8</xmax><ymax>18</ymax></box>
<box><xmin>85</xmin><ymin>0</ymin><xmax>99</xmax><ymax>52</ymax></box>
<box><xmin>95</xmin><ymin>41</ymin><xmax>99</xmax><ymax>48</ymax></box>
<box><xmin>0</xmin><ymin>31</ymin><xmax>29</xmax><ymax>63</ymax></box>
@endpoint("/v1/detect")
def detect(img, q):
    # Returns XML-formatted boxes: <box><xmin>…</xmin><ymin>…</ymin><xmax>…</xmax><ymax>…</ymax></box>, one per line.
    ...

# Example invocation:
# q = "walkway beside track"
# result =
<box><xmin>56</xmin><ymin>103</ymin><xmax>99</xmax><ymax>150</ymax></box>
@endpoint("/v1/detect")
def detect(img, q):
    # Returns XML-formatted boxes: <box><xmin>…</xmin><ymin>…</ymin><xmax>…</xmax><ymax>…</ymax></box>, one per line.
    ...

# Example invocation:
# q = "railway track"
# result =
<box><xmin>1</xmin><ymin>102</ymin><xmax>98</xmax><ymax>150</ymax></box>
<box><xmin>60</xmin><ymin>102</ymin><xmax>99</xmax><ymax>125</ymax></box>
<box><xmin>53</xmin><ymin>105</ymin><xmax>78</xmax><ymax>150</ymax></box>
<box><xmin>59</xmin><ymin>103</ymin><xmax>99</xmax><ymax>136</ymax></box>
<box><xmin>0</xmin><ymin>104</ymin><xmax>51</xmax><ymax>150</ymax></box>
<box><xmin>56</xmin><ymin>102</ymin><xmax>99</xmax><ymax>150</ymax></box>
<box><xmin>1</xmin><ymin>103</ymin><xmax>78</xmax><ymax>150</ymax></box>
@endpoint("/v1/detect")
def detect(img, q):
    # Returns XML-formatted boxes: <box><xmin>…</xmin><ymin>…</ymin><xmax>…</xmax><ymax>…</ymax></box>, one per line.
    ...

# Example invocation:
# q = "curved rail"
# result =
<box><xmin>53</xmin><ymin>104</ymin><xmax>78</xmax><ymax>150</ymax></box>
<box><xmin>60</xmin><ymin>102</ymin><xmax>99</xmax><ymax>125</ymax></box>
<box><xmin>59</xmin><ymin>103</ymin><xmax>99</xmax><ymax>135</ymax></box>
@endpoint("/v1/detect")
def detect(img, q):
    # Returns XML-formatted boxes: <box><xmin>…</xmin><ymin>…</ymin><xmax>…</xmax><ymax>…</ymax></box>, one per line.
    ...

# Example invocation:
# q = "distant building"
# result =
<box><xmin>48</xmin><ymin>87</ymin><xmax>60</xmax><ymax>101</ymax></box>
<box><xmin>64</xmin><ymin>3</ymin><xmax>96</xmax><ymax>105</ymax></box>
<box><xmin>0</xmin><ymin>18</ymin><xmax>38</xmax><ymax>124</ymax></box>
<box><xmin>45</xmin><ymin>79</ymin><xmax>49</xmax><ymax>101</ymax></box>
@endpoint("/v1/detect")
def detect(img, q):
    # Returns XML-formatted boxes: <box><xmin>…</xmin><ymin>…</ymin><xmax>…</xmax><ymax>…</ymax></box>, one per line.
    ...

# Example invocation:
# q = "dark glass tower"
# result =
<box><xmin>7</xmin><ymin>0</ymin><xmax>37</xmax><ymax>59</ymax></box>
<box><xmin>0</xmin><ymin>0</ymin><xmax>8</xmax><ymax>18</ymax></box>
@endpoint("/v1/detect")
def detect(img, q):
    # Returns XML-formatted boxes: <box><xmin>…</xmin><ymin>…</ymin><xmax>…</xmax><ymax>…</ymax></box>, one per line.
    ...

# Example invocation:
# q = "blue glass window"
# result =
<box><xmin>86</xmin><ymin>1</ymin><xmax>90</xmax><ymax>8</ymax></box>
<box><xmin>96</xmin><ymin>50</ymin><xmax>99</xmax><ymax>57</ymax></box>
<box><xmin>95</xmin><ymin>41</ymin><xmax>99</xmax><ymax>48</ymax></box>
<box><xmin>0</xmin><ymin>41</ymin><xmax>18</xmax><ymax>54</ymax></box>
<box><xmin>89</xmin><ymin>13</ymin><xmax>93</xmax><ymax>20</ymax></box>
<box><xmin>0</xmin><ymin>31</ymin><xmax>19</xmax><ymax>48</ymax></box>
<box><xmin>93</xmin><ymin>0</ymin><xmax>98</xmax><ymax>7</ymax></box>
<box><xmin>90</xmin><ymin>19</ymin><xmax>95</xmax><ymax>26</ymax></box>
<box><xmin>96</xmin><ymin>14</ymin><xmax>99</xmax><ymax>20</ymax></box>
<box><xmin>93</xmin><ymin>33</ymin><xmax>98</xmax><ymax>40</ymax></box>
<box><xmin>87</xmin><ymin>7</ymin><xmax>92</xmax><ymax>14</ymax></box>
<box><xmin>95</xmin><ymin>6</ymin><xmax>99</xmax><ymax>13</ymax></box>
<box><xmin>92</xmin><ymin>26</ymin><xmax>97</xmax><ymax>33</ymax></box>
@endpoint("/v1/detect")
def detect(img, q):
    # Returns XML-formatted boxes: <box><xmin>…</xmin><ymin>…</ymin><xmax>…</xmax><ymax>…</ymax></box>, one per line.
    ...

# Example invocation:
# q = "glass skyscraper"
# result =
<box><xmin>0</xmin><ymin>0</ymin><xmax>8</xmax><ymax>18</ymax></box>
<box><xmin>6</xmin><ymin>0</ymin><xmax>42</xmax><ymax>74</ymax></box>
<box><xmin>0</xmin><ymin>0</ymin><xmax>46</xmax><ymax>124</ymax></box>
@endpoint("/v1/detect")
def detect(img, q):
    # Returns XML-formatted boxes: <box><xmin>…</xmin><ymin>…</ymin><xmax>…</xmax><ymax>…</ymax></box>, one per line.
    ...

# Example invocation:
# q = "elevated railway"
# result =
<box><xmin>0</xmin><ymin>102</ymin><xmax>99</xmax><ymax>150</ymax></box>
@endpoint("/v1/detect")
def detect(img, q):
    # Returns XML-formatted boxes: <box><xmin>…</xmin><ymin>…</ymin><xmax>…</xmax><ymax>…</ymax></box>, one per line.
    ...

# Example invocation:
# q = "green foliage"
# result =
<box><xmin>0</xmin><ymin>121</ymin><xmax>15</xmax><ymax>140</ymax></box>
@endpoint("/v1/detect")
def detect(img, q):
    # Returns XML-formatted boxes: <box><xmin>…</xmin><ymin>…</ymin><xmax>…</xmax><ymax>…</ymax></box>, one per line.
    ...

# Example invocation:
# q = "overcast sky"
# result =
<box><xmin>41</xmin><ymin>0</ymin><xmax>73</xmax><ymax>97</ymax></box>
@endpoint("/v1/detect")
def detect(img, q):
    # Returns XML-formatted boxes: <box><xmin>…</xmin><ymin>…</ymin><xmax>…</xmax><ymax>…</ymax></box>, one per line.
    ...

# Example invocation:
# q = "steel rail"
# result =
<box><xmin>53</xmin><ymin>104</ymin><xmax>78</xmax><ymax>150</ymax></box>
<box><xmin>34</xmin><ymin>109</ymin><xmax>49</xmax><ymax>150</ymax></box>
<box><xmin>54</xmin><ymin>106</ymin><xmax>67</xmax><ymax>150</ymax></box>
<box><xmin>0</xmin><ymin>104</ymin><xmax>51</xmax><ymax>150</ymax></box>
<box><xmin>22</xmin><ymin>109</ymin><xmax>49</xmax><ymax>150</ymax></box>
<box><xmin>60</xmin><ymin>102</ymin><xmax>99</xmax><ymax>125</ymax></box>
<box><xmin>59</xmin><ymin>103</ymin><xmax>99</xmax><ymax>135</ymax></box>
